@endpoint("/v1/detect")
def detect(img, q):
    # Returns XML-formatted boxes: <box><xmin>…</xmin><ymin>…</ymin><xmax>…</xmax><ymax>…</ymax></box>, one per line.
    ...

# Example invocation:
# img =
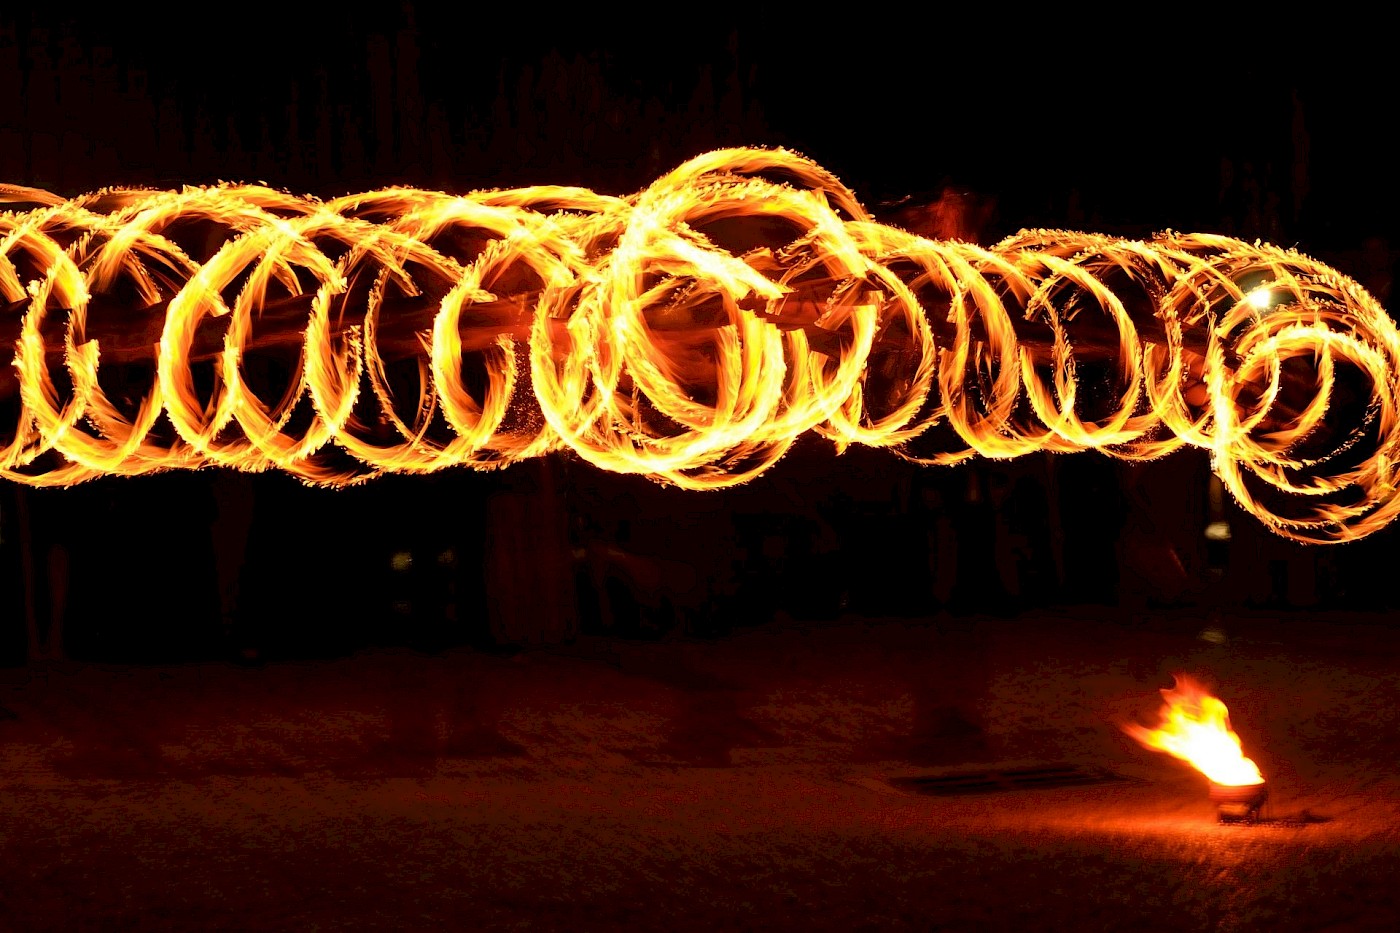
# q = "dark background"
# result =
<box><xmin>2</xmin><ymin>5</ymin><xmax>1397</xmax><ymax>665</ymax></box>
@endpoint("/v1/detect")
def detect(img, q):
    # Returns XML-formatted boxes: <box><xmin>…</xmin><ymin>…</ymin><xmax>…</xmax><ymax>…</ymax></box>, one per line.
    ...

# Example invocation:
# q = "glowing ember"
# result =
<box><xmin>1125</xmin><ymin>675</ymin><xmax>1264</xmax><ymax>787</ymax></box>
<box><xmin>2</xmin><ymin>146</ymin><xmax>1399</xmax><ymax>542</ymax></box>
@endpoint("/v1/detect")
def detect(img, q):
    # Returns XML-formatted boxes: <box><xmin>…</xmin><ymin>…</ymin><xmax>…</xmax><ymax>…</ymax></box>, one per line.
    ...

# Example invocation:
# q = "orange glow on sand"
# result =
<box><xmin>1125</xmin><ymin>675</ymin><xmax>1264</xmax><ymax>787</ymax></box>
<box><xmin>3</xmin><ymin>146</ymin><xmax>1399</xmax><ymax>543</ymax></box>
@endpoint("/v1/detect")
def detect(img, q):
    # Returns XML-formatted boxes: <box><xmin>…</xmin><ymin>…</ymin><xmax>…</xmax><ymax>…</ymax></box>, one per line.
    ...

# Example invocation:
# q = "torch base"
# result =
<box><xmin>1209</xmin><ymin>780</ymin><xmax>1268</xmax><ymax>824</ymax></box>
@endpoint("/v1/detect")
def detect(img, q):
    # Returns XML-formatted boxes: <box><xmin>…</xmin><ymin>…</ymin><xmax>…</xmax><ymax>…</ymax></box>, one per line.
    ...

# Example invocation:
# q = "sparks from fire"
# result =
<box><xmin>2</xmin><ymin>147</ymin><xmax>1398</xmax><ymax>543</ymax></box>
<box><xmin>1125</xmin><ymin>674</ymin><xmax>1264</xmax><ymax>787</ymax></box>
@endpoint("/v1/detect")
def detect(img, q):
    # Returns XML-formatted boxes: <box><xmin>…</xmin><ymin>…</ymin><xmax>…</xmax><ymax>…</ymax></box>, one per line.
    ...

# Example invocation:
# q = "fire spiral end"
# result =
<box><xmin>2</xmin><ymin>147</ymin><xmax>1399</xmax><ymax>544</ymax></box>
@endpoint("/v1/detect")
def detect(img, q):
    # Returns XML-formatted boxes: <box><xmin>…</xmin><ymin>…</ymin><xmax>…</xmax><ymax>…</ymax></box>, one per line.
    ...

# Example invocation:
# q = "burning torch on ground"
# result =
<box><xmin>1125</xmin><ymin>674</ymin><xmax>1269</xmax><ymax>823</ymax></box>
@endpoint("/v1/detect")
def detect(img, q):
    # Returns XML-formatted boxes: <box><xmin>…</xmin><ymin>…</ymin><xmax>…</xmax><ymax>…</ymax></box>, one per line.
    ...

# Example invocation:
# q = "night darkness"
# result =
<box><xmin>2</xmin><ymin>7</ymin><xmax>1400</xmax><ymax>930</ymax></box>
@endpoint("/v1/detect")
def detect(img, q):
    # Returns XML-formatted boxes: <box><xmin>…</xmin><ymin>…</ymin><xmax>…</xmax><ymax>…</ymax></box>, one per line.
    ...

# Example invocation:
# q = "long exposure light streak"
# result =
<box><xmin>2</xmin><ymin>147</ymin><xmax>1398</xmax><ymax>543</ymax></box>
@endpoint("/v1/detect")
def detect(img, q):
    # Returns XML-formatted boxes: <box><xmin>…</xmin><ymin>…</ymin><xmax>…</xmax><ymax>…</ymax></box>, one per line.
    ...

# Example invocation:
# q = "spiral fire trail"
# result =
<box><xmin>2</xmin><ymin>147</ymin><xmax>1398</xmax><ymax>543</ymax></box>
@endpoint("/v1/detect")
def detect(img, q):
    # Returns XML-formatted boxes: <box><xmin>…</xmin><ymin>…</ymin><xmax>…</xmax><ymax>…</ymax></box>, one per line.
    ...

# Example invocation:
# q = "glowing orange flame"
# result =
<box><xmin>2</xmin><ymin>147</ymin><xmax>1399</xmax><ymax>543</ymax></box>
<box><xmin>1125</xmin><ymin>675</ymin><xmax>1264</xmax><ymax>787</ymax></box>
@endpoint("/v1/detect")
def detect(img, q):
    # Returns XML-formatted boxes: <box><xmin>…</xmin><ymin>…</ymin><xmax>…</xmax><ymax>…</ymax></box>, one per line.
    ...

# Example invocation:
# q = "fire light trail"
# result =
<box><xmin>2</xmin><ymin>147</ymin><xmax>1398</xmax><ymax>543</ymax></box>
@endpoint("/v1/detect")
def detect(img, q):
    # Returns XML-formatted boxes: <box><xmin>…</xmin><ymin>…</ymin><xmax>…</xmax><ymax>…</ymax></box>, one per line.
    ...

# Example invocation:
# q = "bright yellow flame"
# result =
<box><xmin>2</xmin><ymin>147</ymin><xmax>1399</xmax><ymax>543</ymax></box>
<box><xmin>1125</xmin><ymin>674</ymin><xmax>1264</xmax><ymax>787</ymax></box>
<box><xmin>1246</xmin><ymin>287</ymin><xmax>1275</xmax><ymax>311</ymax></box>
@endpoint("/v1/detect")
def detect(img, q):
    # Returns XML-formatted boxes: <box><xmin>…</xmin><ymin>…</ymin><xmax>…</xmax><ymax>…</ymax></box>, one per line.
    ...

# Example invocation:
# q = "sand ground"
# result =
<box><xmin>2</xmin><ymin>607</ymin><xmax>1398</xmax><ymax>931</ymax></box>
